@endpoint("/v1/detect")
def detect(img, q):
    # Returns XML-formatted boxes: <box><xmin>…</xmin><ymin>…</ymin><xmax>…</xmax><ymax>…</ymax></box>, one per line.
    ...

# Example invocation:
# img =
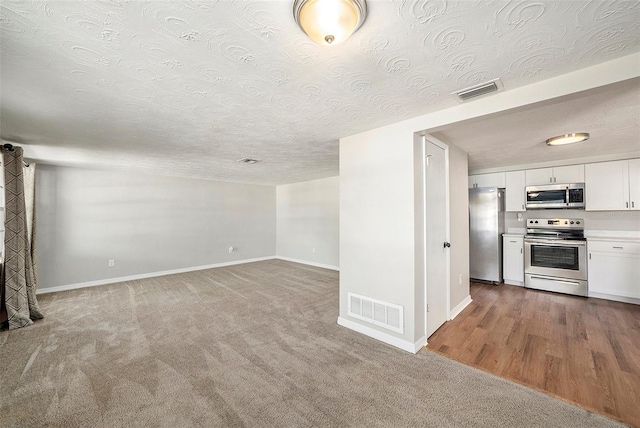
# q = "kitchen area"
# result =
<box><xmin>429</xmin><ymin>77</ymin><xmax>640</xmax><ymax>427</ymax></box>
<box><xmin>469</xmin><ymin>158</ymin><xmax>640</xmax><ymax>305</ymax></box>
<box><xmin>428</xmin><ymin>157</ymin><xmax>640</xmax><ymax>426</ymax></box>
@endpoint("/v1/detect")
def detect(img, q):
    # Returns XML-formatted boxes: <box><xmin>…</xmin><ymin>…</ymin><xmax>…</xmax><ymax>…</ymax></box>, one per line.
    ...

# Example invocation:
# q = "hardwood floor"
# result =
<box><xmin>426</xmin><ymin>282</ymin><xmax>640</xmax><ymax>427</ymax></box>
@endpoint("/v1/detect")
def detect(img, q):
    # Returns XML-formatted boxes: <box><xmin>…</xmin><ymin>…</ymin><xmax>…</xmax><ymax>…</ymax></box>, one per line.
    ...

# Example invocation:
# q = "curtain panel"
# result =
<box><xmin>1</xmin><ymin>147</ymin><xmax>43</xmax><ymax>329</ymax></box>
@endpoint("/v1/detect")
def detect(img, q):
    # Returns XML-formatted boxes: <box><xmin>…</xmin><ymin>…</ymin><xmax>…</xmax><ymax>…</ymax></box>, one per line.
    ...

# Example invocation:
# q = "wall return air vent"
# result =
<box><xmin>453</xmin><ymin>78</ymin><xmax>502</xmax><ymax>101</ymax></box>
<box><xmin>347</xmin><ymin>292</ymin><xmax>404</xmax><ymax>334</ymax></box>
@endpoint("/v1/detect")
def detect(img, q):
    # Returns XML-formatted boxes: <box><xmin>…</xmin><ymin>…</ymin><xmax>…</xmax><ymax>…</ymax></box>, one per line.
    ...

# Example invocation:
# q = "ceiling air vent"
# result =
<box><xmin>237</xmin><ymin>158</ymin><xmax>261</xmax><ymax>164</ymax></box>
<box><xmin>453</xmin><ymin>78</ymin><xmax>502</xmax><ymax>101</ymax></box>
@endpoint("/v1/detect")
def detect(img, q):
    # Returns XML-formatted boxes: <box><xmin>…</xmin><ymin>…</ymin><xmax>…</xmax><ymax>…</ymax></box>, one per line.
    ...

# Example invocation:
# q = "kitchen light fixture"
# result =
<box><xmin>546</xmin><ymin>133</ymin><xmax>590</xmax><ymax>146</ymax></box>
<box><xmin>293</xmin><ymin>0</ymin><xmax>367</xmax><ymax>46</ymax></box>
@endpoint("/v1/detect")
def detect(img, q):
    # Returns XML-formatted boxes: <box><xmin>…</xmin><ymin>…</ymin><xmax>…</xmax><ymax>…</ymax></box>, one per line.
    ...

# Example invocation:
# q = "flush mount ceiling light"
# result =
<box><xmin>293</xmin><ymin>0</ymin><xmax>367</xmax><ymax>46</ymax></box>
<box><xmin>546</xmin><ymin>133</ymin><xmax>590</xmax><ymax>146</ymax></box>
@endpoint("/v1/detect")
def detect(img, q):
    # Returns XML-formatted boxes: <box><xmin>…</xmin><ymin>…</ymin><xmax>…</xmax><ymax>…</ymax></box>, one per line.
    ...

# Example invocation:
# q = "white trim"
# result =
<box><xmin>413</xmin><ymin>335</ymin><xmax>427</xmax><ymax>352</ymax></box>
<box><xmin>504</xmin><ymin>280</ymin><xmax>524</xmax><ymax>286</ymax></box>
<box><xmin>337</xmin><ymin>316</ymin><xmax>426</xmax><ymax>354</ymax></box>
<box><xmin>422</xmin><ymin>136</ymin><xmax>428</xmax><ymax>339</ymax></box>
<box><xmin>588</xmin><ymin>292</ymin><xmax>640</xmax><ymax>305</ymax></box>
<box><xmin>36</xmin><ymin>256</ymin><xmax>277</xmax><ymax>294</ymax></box>
<box><xmin>449</xmin><ymin>295</ymin><xmax>473</xmax><ymax>320</ymax></box>
<box><xmin>275</xmin><ymin>256</ymin><xmax>339</xmax><ymax>271</ymax></box>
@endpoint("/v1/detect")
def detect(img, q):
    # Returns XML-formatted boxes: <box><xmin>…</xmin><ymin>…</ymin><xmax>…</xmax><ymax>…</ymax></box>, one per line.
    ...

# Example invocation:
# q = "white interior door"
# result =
<box><xmin>425</xmin><ymin>139</ymin><xmax>449</xmax><ymax>337</ymax></box>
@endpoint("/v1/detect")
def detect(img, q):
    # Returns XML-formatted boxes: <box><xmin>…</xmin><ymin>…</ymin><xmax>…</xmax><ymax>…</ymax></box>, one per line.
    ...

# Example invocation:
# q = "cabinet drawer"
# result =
<box><xmin>588</xmin><ymin>240</ymin><xmax>640</xmax><ymax>255</ymax></box>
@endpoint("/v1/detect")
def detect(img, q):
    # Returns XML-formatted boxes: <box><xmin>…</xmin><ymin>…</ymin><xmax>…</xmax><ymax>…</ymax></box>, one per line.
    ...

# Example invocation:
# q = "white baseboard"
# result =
<box><xmin>276</xmin><ymin>256</ymin><xmax>339</xmax><ymax>271</ymax></box>
<box><xmin>337</xmin><ymin>316</ymin><xmax>425</xmax><ymax>354</ymax></box>
<box><xmin>588</xmin><ymin>291</ymin><xmax>640</xmax><ymax>305</ymax></box>
<box><xmin>36</xmin><ymin>256</ymin><xmax>277</xmax><ymax>295</ymax></box>
<box><xmin>450</xmin><ymin>295</ymin><xmax>473</xmax><ymax>320</ymax></box>
<box><xmin>504</xmin><ymin>280</ymin><xmax>524</xmax><ymax>286</ymax></box>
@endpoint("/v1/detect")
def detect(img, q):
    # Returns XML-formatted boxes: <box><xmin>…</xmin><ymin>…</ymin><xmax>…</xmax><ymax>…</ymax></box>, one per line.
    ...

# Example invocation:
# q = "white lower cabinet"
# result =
<box><xmin>503</xmin><ymin>234</ymin><xmax>524</xmax><ymax>286</ymax></box>
<box><xmin>588</xmin><ymin>239</ymin><xmax>640</xmax><ymax>302</ymax></box>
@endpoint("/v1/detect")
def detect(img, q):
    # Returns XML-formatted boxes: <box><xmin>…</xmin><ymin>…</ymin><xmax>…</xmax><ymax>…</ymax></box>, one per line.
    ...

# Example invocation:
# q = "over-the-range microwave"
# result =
<box><xmin>525</xmin><ymin>183</ymin><xmax>585</xmax><ymax>209</ymax></box>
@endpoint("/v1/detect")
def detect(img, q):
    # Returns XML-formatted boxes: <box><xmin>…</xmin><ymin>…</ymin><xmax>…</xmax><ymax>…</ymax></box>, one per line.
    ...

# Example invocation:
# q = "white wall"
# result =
<box><xmin>36</xmin><ymin>165</ymin><xmax>276</xmax><ymax>289</ymax></box>
<box><xmin>276</xmin><ymin>176</ymin><xmax>339</xmax><ymax>269</ymax></box>
<box><xmin>340</xmin><ymin>124</ymin><xmax>419</xmax><ymax>347</ymax></box>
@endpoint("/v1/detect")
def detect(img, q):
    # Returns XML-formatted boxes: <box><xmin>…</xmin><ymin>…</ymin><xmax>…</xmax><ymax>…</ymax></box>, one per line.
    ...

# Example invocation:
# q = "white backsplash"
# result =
<box><xmin>504</xmin><ymin>209</ymin><xmax>640</xmax><ymax>235</ymax></box>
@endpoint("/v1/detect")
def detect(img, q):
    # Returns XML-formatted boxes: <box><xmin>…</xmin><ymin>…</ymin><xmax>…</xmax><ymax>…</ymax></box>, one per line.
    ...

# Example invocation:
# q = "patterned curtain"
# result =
<box><xmin>1</xmin><ymin>147</ymin><xmax>43</xmax><ymax>329</ymax></box>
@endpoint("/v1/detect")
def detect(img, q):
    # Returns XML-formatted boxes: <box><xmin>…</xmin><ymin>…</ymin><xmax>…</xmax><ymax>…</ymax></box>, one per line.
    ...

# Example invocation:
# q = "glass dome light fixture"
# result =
<box><xmin>293</xmin><ymin>0</ymin><xmax>367</xmax><ymax>46</ymax></box>
<box><xmin>546</xmin><ymin>133</ymin><xmax>590</xmax><ymax>146</ymax></box>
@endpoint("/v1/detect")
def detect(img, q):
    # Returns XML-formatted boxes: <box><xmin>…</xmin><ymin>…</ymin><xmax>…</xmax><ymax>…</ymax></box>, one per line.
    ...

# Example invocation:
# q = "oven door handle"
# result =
<box><xmin>524</xmin><ymin>239</ymin><xmax>586</xmax><ymax>247</ymax></box>
<box><xmin>529</xmin><ymin>276</ymin><xmax>583</xmax><ymax>286</ymax></box>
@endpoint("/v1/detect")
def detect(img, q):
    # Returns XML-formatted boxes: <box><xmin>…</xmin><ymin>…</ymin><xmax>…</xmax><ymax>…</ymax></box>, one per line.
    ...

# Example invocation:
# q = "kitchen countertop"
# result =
<box><xmin>586</xmin><ymin>236</ymin><xmax>640</xmax><ymax>243</ymax></box>
<box><xmin>505</xmin><ymin>228</ymin><xmax>526</xmax><ymax>234</ymax></box>
<box><xmin>585</xmin><ymin>230</ymin><xmax>640</xmax><ymax>241</ymax></box>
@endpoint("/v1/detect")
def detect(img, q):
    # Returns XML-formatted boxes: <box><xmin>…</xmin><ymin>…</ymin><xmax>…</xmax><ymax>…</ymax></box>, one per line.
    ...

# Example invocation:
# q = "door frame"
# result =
<box><xmin>422</xmin><ymin>135</ymin><xmax>451</xmax><ymax>339</ymax></box>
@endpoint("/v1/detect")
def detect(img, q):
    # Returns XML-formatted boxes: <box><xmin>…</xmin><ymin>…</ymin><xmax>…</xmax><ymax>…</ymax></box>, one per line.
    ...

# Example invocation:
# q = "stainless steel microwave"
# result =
<box><xmin>525</xmin><ymin>183</ymin><xmax>585</xmax><ymax>209</ymax></box>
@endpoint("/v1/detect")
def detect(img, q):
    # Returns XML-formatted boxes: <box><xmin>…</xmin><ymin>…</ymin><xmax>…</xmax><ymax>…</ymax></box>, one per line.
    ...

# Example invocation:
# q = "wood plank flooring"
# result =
<box><xmin>426</xmin><ymin>282</ymin><xmax>640</xmax><ymax>427</ymax></box>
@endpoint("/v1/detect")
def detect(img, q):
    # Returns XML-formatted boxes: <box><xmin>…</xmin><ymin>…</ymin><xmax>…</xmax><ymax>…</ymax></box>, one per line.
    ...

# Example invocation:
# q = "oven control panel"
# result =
<box><xmin>527</xmin><ymin>218</ymin><xmax>583</xmax><ymax>229</ymax></box>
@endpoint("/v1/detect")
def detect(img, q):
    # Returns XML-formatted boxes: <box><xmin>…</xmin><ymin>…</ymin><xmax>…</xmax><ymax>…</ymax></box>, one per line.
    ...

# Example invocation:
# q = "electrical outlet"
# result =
<box><xmin>312</xmin><ymin>247</ymin><xmax>316</xmax><ymax>253</ymax></box>
<box><xmin>228</xmin><ymin>246</ymin><xmax>234</xmax><ymax>253</ymax></box>
<box><xmin>108</xmin><ymin>259</ymin><xmax>115</xmax><ymax>267</ymax></box>
<box><xmin>458</xmin><ymin>274</ymin><xmax>463</xmax><ymax>286</ymax></box>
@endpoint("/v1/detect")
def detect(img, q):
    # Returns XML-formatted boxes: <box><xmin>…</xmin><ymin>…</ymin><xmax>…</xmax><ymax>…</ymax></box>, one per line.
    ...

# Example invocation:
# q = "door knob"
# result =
<box><xmin>444</xmin><ymin>242</ymin><xmax>451</xmax><ymax>248</ymax></box>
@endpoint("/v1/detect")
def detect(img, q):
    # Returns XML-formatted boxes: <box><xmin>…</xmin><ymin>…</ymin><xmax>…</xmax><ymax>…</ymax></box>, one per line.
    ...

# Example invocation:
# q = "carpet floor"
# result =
<box><xmin>0</xmin><ymin>260</ymin><xmax>625</xmax><ymax>427</ymax></box>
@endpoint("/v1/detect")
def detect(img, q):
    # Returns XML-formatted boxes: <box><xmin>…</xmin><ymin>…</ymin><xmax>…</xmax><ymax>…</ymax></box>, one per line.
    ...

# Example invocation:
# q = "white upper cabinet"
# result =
<box><xmin>525</xmin><ymin>165</ymin><xmax>584</xmax><ymax>185</ymax></box>
<box><xmin>469</xmin><ymin>172</ymin><xmax>506</xmax><ymax>189</ymax></box>
<box><xmin>525</xmin><ymin>168</ymin><xmax>553</xmax><ymax>186</ymax></box>
<box><xmin>552</xmin><ymin>165</ymin><xmax>585</xmax><ymax>184</ymax></box>
<box><xmin>629</xmin><ymin>158</ymin><xmax>640</xmax><ymax>210</ymax></box>
<box><xmin>585</xmin><ymin>159</ymin><xmax>639</xmax><ymax>211</ymax></box>
<box><xmin>505</xmin><ymin>170</ymin><xmax>526</xmax><ymax>212</ymax></box>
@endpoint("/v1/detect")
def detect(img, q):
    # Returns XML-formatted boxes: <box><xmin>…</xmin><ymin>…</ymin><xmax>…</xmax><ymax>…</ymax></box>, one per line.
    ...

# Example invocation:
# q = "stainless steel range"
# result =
<box><xmin>524</xmin><ymin>218</ymin><xmax>587</xmax><ymax>297</ymax></box>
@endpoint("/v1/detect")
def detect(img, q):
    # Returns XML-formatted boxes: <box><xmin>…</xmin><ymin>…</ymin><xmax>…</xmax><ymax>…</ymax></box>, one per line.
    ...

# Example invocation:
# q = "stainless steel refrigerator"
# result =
<box><xmin>469</xmin><ymin>187</ymin><xmax>505</xmax><ymax>283</ymax></box>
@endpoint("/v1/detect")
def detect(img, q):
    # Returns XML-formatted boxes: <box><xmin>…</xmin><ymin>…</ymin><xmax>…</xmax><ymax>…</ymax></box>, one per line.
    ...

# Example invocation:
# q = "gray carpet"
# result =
<box><xmin>0</xmin><ymin>260</ymin><xmax>624</xmax><ymax>427</ymax></box>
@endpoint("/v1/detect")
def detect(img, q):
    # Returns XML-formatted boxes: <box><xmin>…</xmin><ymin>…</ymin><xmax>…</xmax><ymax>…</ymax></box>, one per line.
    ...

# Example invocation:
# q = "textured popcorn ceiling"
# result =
<box><xmin>1</xmin><ymin>1</ymin><xmax>639</xmax><ymax>185</ymax></box>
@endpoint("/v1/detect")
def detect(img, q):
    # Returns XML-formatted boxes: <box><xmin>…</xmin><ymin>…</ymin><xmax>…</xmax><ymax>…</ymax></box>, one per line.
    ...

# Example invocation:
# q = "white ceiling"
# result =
<box><xmin>1</xmin><ymin>1</ymin><xmax>639</xmax><ymax>185</ymax></box>
<box><xmin>434</xmin><ymin>77</ymin><xmax>640</xmax><ymax>173</ymax></box>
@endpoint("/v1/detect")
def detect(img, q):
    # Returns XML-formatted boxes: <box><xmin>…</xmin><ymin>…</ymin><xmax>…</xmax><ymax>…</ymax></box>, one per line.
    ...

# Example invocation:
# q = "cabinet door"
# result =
<box><xmin>553</xmin><ymin>164</ymin><xmax>584</xmax><ymax>184</ymax></box>
<box><xmin>503</xmin><ymin>237</ymin><xmax>524</xmax><ymax>285</ymax></box>
<box><xmin>628</xmin><ymin>158</ymin><xmax>640</xmax><ymax>210</ymax></box>
<box><xmin>585</xmin><ymin>160</ymin><xmax>628</xmax><ymax>211</ymax></box>
<box><xmin>505</xmin><ymin>170</ymin><xmax>526</xmax><ymax>212</ymax></box>
<box><xmin>588</xmin><ymin>251</ymin><xmax>640</xmax><ymax>298</ymax></box>
<box><xmin>525</xmin><ymin>168</ymin><xmax>553</xmax><ymax>185</ymax></box>
<box><xmin>475</xmin><ymin>172</ymin><xmax>506</xmax><ymax>188</ymax></box>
